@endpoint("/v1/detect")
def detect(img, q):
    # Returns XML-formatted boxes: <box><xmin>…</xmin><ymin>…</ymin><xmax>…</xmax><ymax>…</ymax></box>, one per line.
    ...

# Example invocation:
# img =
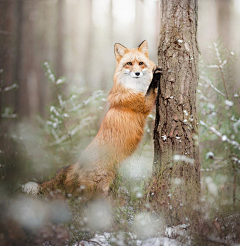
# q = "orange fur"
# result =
<box><xmin>40</xmin><ymin>41</ymin><xmax>158</xmax><ymax>197</ymax></box>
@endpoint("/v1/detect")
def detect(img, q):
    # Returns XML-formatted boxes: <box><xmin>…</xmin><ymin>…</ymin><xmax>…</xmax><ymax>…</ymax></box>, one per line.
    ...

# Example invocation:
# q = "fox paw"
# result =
<box><xmin>146</xmin><ymin>67</ymin><xmax>162</xmax><ymax>95</ymax></box>
<box><xmin>150</xmin><ymin>67</ymin><xmax>162</xmax><ymax>89</ymax></box>
<box><xmin>153</xmin><ymin>67</ymin><xmax>163</xmax><ymax>80</ymax></box>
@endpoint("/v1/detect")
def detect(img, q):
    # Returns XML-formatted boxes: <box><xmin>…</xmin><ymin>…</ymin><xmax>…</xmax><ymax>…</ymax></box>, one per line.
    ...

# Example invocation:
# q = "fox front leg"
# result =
<box><xmin>146</xmin><ymin>67</ymin><xmax>162</xmax><ymax>95</ymax></box>
<box><xmin>143</xmin><ymin>67</ymin><xmax>162</xmax><ymax>113</ymax></box>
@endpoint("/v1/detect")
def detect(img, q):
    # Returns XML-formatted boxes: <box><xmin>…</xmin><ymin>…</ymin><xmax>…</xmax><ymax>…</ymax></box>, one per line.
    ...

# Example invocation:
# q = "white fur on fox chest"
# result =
<box><xmin>117</xmin><ymin>69</ymin><xmax>152</xmax><ymax>94</ymax></box>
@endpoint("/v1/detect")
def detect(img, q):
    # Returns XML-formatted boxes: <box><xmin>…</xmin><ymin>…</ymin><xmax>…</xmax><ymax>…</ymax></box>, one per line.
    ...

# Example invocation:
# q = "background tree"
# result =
<box><xmin>152</xmin><ymin>0</ymin><xmax>200</xmax><ymax>219</ymax></box>
<box><xmin>216</xmin><ymin>0</ymin><xmax>232</xmax><ymax>48</ymax></box>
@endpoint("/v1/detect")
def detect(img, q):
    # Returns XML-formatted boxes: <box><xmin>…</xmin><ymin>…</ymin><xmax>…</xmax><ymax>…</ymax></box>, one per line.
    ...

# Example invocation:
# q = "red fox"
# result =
<box><xmin>22</xmin><ymin>40</ymin><xmax>162</xmax><ymax>197</ymax></box>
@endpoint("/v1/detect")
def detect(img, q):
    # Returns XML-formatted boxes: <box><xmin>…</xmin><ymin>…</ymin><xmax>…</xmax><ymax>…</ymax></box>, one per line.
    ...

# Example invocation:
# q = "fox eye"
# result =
<box><xmin>126</xmin><ymin>62</ymin><xmax>132</xmax><ymax>66</ymax></box>
<box><xmin>139</xmin><ymin>62</ymin><xmax>144</xmax><ymax>65</ymax></box>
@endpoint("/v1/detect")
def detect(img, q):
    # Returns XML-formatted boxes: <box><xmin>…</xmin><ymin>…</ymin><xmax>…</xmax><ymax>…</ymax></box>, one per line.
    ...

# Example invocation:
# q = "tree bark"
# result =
<box><xmin>153</xmin><ymin>0</ymin><xmax>200</xmax><ymax>212</ymax></box>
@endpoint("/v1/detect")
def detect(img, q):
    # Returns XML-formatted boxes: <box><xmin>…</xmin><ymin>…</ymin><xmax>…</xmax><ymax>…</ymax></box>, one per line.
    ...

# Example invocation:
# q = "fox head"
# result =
<box><xmin>113</xmin><ymin>40</ymin><xmax>155</xmax><ymax>93</ymax></box>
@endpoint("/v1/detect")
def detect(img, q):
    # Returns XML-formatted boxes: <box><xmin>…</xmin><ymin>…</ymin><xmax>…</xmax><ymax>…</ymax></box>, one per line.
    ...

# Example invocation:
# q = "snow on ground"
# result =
<box><xmin>136</xmin><ymin>237</ymin><xmax>180</xmax><ymax>246</ymax></box>
<box><xmin>77</xmin><ymin>234</ymin><xmax>180</xmax><ymax>246</ymax></box>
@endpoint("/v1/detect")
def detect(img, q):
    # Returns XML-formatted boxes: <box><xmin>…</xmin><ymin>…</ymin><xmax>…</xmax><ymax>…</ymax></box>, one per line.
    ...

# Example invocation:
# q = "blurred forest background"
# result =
<box><xmin>0</xmin><ymin>0</ymin><xmax>240</xmax><ymax>245</ymax></box>
<box><xmin>1</xmin><ymin>0</ymin><xmax>240</xmax><ymax>119</ymax></box>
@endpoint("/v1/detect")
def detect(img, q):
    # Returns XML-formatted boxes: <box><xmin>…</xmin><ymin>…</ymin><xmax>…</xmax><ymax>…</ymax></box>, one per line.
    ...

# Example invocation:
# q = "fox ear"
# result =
<box><xmin>114</xmin><ymin>43</ymin><xmax>127</xmax><ymax>61</ymax></box>
<box><xmin>138</xmin><ymin>40</ymin><xmax>149</xmax><ymax>57</ymax></box>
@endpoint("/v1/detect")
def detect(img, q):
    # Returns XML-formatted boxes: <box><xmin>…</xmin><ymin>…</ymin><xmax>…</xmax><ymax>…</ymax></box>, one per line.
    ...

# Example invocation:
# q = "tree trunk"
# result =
<box><xmin>135</xmin><ymin>0</ymin><xmax>144</xmax><ymax>44</ymax></box>
<box><xmin>83</xmin><ymin>0</ymin><xmax>93</xmax><ymax>87</ymax></box>
<box><xmin>152</xmin><ymin>0</ymin><xmax>200</xmax><ymax>217</ymax></box>
<box><xmin>14</xmin><ymin>0</ymin><xmax>30</xmax><ymax>117</ymax></box>
<box><xmin>56</xmin><ymin>0</ymin><xmax>64</xmax><ymax>78</ymax></box>
<box><xmin>216</xmin><ymin>0</ymin><xmax>232</xmax><ymax>48</ymax></box>
<box><xmin>0</xmin><ymin>0</ymin><xmax>15</xmax><ymax>119</ymax></box>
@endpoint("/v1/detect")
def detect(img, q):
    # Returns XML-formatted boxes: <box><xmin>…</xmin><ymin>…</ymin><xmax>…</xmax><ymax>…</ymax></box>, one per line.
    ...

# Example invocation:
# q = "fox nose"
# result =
<box><xmin>135</xmin><ymin>72</ymin><xmax>140</xmax><ymax>76</ymax></box>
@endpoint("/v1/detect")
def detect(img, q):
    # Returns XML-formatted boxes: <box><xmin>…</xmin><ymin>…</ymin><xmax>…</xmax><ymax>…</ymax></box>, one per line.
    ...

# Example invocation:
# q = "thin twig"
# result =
<box><xmin>53</xmin><ymin>80</ymin><xmax>73</xmax><ymax>143</ymax></box>
<box><xmin>200</xmin><ymin>75</ymin><xmax>225</xmax><ymax>97</ymax></box>
<box><xmin>81</xmin><ymin>239</ymin><xmax>102</xmax><ymax>246</ymax></box>
<box><xmin>219</xmin><ymin>65</ymin><xmax>228</xmax><ymax>99</ymax></box>
<box><xmin>212</xmin><ymin>220</ymin><xmax>224</xmax><ymax>237</ymax></box>
<box><xmin>213</xmin><ymin>43</ymin><xmax>229</xmax><ymax>99</ymax></box>
<box><xmin>233</xmin><ymin>165</ymin><xmax>236</xmax><ymax>207</ymax></box>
